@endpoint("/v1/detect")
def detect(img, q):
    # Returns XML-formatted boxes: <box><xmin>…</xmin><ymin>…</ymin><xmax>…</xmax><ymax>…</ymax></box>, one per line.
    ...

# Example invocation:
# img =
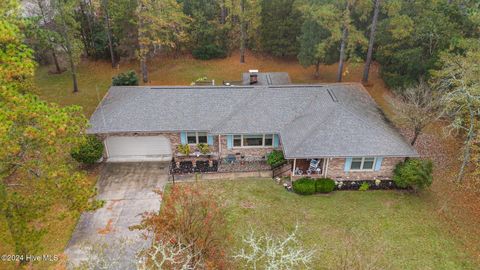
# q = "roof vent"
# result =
<box><xmin>327</xmin><ymin>88</ymin><xmax>338</xmax><ymax>102</ymax></box>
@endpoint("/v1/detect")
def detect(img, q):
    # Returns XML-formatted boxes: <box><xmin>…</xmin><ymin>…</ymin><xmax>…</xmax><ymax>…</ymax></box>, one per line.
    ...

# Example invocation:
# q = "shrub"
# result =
<box><xmin>71</xmin><ymin>135</ymin><xmax>104</xmax><ymax>164</ymax></box>
<box><xmin>177</xmin><ymin>144</ymin><xmax>191</xmax><ymax>156</ymax></box>
<box><xmin>292</xmin><ymin>178</ymin><xmax>316</xmax><ymax>195</ymax></box>
<box><xmin>197</xmin><ymin>143</ymin><xmax>210</xmax><ymax>155</ymax></box>
<box><xmin>266</xmin><ymin>150</ymin><xmax>285</xmax><ymax>167</ymax></box>
<box><xmin>112</xmin><ymin>70</ymin><xmax>139</xmax><ymax>86</ymax></box>
<box><xmin>315</xmin><ymin>178</ymin><xmax>335</xmax><ymax>193</ymax></box>
<box><xmin>393</xmin><ymin>159</ymin><xmax>433</xmax><ymax>191</ymax></box>
<box><xmin>359</xmin><ymin>182</ymin><xmax>370</xmax><ymax>191</ymax></box>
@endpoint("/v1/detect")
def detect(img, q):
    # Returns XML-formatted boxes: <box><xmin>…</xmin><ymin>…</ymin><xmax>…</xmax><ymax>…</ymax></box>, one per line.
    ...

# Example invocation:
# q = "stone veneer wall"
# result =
<box><xmin>325</xmin><ymin>157</ymin><xmax>405</xmax><ymax>180</ymax></box>
<box><xmin>218</xmin><ymin>135</ymin><xmax>282</xmax><ymax>160</ymax></box>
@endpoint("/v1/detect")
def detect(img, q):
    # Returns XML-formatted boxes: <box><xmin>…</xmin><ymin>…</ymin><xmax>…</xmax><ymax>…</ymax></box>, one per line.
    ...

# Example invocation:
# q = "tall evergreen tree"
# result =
<box><xmin>259</xmin><ymin>0</ymin><xmax>302</xmax><ymax>57</ymax></box>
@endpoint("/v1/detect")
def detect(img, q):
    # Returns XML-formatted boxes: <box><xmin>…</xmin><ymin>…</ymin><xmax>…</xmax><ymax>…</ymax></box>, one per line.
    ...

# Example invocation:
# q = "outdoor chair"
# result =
<box><xmin>225</xmin><ymin>154</ymin><xmax>236</xmax><ymax>164</ymax></box>
<box><xmin>307</xmin><ymin>159</ymin><xmax>321</xmax><ymax>175</ymax></box>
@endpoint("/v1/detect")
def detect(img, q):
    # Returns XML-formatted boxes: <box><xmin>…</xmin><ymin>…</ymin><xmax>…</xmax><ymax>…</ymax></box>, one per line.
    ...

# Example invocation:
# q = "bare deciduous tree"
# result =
<box><xmin>234</xmin><ymin>225</ymin><xmax>316</xmax><ymax>270</ymax></box>
<box><xmin>433</xmin><ymin>46</ymin><xmax>480</xmax><ymax>182</ymax></box>
<box><xmin>387</xmin><ymin>79</ymin><xmax>442</xmax><ymax>146</ymax></box>
<box><xmin>137</xmin><ymin>236</ymin><xmax>200</xmax><ymax>270</ymax></box>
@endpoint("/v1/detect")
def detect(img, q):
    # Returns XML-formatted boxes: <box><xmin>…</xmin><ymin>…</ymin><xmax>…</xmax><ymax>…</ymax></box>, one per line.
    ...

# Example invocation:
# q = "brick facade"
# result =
<box><xmin>325</xmin><ymin>157</ymin><xmax>405</xmax><ymax>180</ymax></box>
<box><xmin>97</xmin><ymin>132</ymin><xmax>277</xmax><ymax>160</ymax></box>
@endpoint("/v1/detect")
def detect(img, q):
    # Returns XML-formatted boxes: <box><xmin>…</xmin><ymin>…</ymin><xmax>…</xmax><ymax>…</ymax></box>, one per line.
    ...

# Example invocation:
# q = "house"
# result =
<box><xmin>88</xmin><ymin>83</ymin><xmax>418</xmax><ymax>181</ymax></box>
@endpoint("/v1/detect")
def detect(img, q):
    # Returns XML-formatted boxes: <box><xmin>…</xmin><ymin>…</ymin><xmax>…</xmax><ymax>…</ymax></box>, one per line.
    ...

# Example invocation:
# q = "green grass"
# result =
<box><xmin>189</xmin><ymin>179</ymin><xmax>477</xmax><ymax>270</ymax></box>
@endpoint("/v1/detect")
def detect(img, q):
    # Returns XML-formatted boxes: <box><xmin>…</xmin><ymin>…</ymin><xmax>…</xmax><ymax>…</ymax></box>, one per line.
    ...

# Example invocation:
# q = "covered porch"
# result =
<box><xmin>291</xmin><ymin>158</ymin><xmax>329</xmax><ymax>179</ymax></box>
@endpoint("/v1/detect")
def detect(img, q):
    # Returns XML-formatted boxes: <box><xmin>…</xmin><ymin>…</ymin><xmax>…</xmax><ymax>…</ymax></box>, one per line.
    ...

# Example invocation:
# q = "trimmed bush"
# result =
<box><xmin>293</xmin><ymin>178</ymin><xmax>316</xmax><ymax>195</ymax></box>
<box><xmin>393</xmin><ymin>158</ymin><xmax>433</xmax><ymax>191</ymax></box>
<box><xmin>315</xmin><ymin>178</ymin><xmax>335</xmax><ymax>193</ymax></box>
<box><xmin>266</xmin><ymin>150</ymin><xmax>285</xmax><ymax>167</ymax></box>
<box><xmin>71</xmin><ymin>135</ymin><xmax>104</xmax><ymax>164</ymax></box>
<box><xmin>112</xmin><ymin>70</ymin><xmax>139</xmax><ymax>86</ymax></box>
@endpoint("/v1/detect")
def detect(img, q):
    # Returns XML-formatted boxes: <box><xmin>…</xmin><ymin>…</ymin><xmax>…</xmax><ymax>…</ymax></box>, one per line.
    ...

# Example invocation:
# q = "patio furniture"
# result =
<box><xmin>294</xmin><ymin>167</ymin><xmax>303</xmax><ymax>175</ymax></box>
<box><xmin>307</xmin><ymin>159</ymin><xmax>321</xmax><ymax>175</ymax></box>
<box><xmin>226</xmin><ymin>154</ymin><xmax>236</xmax><ymax>164</ymax></box>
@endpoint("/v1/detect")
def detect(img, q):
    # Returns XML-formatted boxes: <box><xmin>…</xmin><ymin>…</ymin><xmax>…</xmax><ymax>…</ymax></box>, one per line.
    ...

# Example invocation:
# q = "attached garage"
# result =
<box><xmin>104</xmin><ymin>136</ymin><xmax>172</xmax><ymax>162</ymax></box>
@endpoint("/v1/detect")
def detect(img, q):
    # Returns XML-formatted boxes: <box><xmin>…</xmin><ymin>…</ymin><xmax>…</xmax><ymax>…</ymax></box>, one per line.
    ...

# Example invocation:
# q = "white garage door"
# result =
<box><xmin>105</xmin><ymin>136</ymin><xmax>172</xmax><ymax>162</ymax></box>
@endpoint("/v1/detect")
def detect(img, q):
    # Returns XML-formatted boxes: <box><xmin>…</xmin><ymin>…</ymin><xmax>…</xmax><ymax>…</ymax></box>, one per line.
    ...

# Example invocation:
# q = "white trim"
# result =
<box><xmin>349</xmin><ymin>157</ymin><xmax>376</xmax><ymax>171</ymax></box>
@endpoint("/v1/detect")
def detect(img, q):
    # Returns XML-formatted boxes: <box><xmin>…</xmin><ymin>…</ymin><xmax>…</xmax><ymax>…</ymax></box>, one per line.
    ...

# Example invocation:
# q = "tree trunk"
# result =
<box><xmin>52</xmin><ymin>51</ymin><xmax>61</xmax><ymax>73</ymax></box>
<box><xmin>103</xmin><ymin>0</ymin><xmax>116</xmax><ymax>68</ymax></box>
<box><xmin>457</xmin><ymin>103</ymin><xmax>476</xmax><ymax>182</ymax></box>
<box><xmin>362</xmin><ymin>0</ymin><xmax>380</xmax><ymax>84</ymax></box>
<box><xmin>337</xmin><ymin>26</ymin><xmax>348</xmax><ymax>82</ymax></box>
<box><xmin>37</xmin><ymin>0</ymin><xmax>62</xmax><ymax>73</ymax></box>
<box><xmin>411</xmin><ymin>127</ymin><xmax>421</xmax><ymax>146</ymax></box>
<box><xmin>240</xmin><ymin>0</ymin><xmax>246</xmax><ymax>63</ymax></box>
<box><xmin>220</xmin><ymin>0</ymin><xmax>226</xmax><ymax>24</ymax></box>
<box><xmin>141</xmin><ymin>58</ymin><xmax>148</xmax><ymax>83</ymax></box>
<box><xmin>314</xmin><ymin>61</ymin><xmax>320</xmax><ymax>78</ymax></box>
<box><xmin>60</xmin><ymin>12</ymin><xmax>79</xmax><ymax>92</ymax></box>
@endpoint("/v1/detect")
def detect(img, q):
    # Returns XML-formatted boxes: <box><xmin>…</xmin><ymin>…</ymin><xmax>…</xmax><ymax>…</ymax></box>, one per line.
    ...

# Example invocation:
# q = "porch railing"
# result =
<box><xmin>272</xmin><ymin>161</ymin><xmax>291</xmax><ymax>179</ymax></box>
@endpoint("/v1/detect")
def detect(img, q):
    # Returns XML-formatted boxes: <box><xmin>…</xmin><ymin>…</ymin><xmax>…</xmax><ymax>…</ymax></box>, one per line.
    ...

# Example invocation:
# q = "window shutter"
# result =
<box><xmin>227</xmin><ymin>135</ymin><xmax>233</xmax><ymax>149</ymax></box>
<box><xmin>374</xmin><ymin>157</ymin><xmax>383</xmax><ymax>171</ymax></box>
<box><xmin>180</xmin><ymin>132</ymin><xmax>187</xmax><ymax>145</ymax></box>
<box><xmin>344</xmin><ymin>157</ymin><xmax>352</xmax><ymax>172</ymax></box>
<box><xmin>273</xmin><ymin>134</ymin><xmax>279</xmax><ymax>148</ymax></box>
<box><xmin>207</xmin><ymin>135</ymin><xmax>214</xmax><ymax>145</ymax></box>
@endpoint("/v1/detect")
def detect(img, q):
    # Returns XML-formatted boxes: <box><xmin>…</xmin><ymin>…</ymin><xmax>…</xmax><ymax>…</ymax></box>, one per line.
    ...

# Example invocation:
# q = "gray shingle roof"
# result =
<box><xmin>88</xmin><ymin>84</ymin><xmax>418</xmax><ymax>158</ymax></box>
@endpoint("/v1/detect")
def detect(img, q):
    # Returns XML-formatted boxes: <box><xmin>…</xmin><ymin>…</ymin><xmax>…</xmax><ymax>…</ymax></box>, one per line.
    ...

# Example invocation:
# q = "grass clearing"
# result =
<box><xmin>187</xmin><ymin>179</ymin><xmax>477</xmax><ymax>269</ymax></box>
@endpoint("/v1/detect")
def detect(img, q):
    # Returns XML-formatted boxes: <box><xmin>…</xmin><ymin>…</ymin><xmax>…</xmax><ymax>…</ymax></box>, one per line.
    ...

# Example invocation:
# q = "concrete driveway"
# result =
<box><xmin>65</xmin><ymin>162</ymin><xmax>169</xmax><ymax>269</ymax></box>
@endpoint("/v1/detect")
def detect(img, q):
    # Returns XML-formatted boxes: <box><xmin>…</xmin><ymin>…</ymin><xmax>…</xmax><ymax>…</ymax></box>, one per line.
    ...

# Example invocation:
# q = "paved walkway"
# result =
<box><xmin>65</xmin><ymin>162</ymin><xmax>169</xmax><ymax>269</ymax></box>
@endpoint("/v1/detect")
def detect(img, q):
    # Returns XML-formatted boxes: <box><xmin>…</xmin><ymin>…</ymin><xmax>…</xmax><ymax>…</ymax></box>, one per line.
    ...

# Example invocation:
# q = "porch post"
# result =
<box><xmin>218</xmin><ymin>135</ymin><xmax>222</xmax><ymax>155</ymax></box>
<box><xmin>324</xmin><ymin>158</ymin><xmax>330</xmax><ymax>178</ymax></box>
<box><xmin>292</xmin><ymin>158</ymin><xmax>297</xmax><ymax>177</ymax></box>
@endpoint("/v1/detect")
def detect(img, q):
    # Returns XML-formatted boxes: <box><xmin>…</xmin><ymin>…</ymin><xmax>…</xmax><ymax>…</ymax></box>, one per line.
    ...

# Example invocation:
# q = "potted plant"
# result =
<box><xmin>177</xmin><ymin>144</ymin><xmax>191</xmax><ymax>156</ymax></box>
<box><xmin>197</xmin><ymin>143</ymin><xmax>210</xmax><ymax>155</ymax></box>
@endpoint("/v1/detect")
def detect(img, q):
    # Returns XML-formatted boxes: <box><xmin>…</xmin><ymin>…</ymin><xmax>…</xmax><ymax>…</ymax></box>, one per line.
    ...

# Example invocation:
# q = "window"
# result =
<box><xmin>232</xmin><ymin>134</ymin><xmax>276</xmax><ymax>148</ymax></box>
<box><xmin>187</xmin><ymin>132</ymin><xmax>197</xmax><ymax>144</ymax></box>
<box><xmin>233</xmin><ymin>135</ymin><xmax>242</xmax><ymax>147</ymax></box>
<box><xmin>243</xmin><ymin>134</ymin><xmax>263</xmax><ymax>146</ymax></box>
<box><xmin>264</xmin><ymin>134</ymin><xmax>273</xmax><ymax>146</ymax></box>
<box><xmin>197</xmin><ymin>132</ymin><xmax>207</xmax><ymax>144</ymax></box>
<box><xmin>350</xmin><ymin>157</ymin><xmax>376</xmax><ymax>171</ymax></box>
<box><xmin>187</xmin><ymin>132</ymin><xmax>208</xmax><ymax>144</ymax></box>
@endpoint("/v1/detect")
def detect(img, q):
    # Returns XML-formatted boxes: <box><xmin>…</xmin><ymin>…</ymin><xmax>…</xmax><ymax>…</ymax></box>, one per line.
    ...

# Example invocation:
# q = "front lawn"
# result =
<box><xmin>190</xmin><ymin>179</ymin><xmax>477</xmax><ymax>269</ymax></box>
